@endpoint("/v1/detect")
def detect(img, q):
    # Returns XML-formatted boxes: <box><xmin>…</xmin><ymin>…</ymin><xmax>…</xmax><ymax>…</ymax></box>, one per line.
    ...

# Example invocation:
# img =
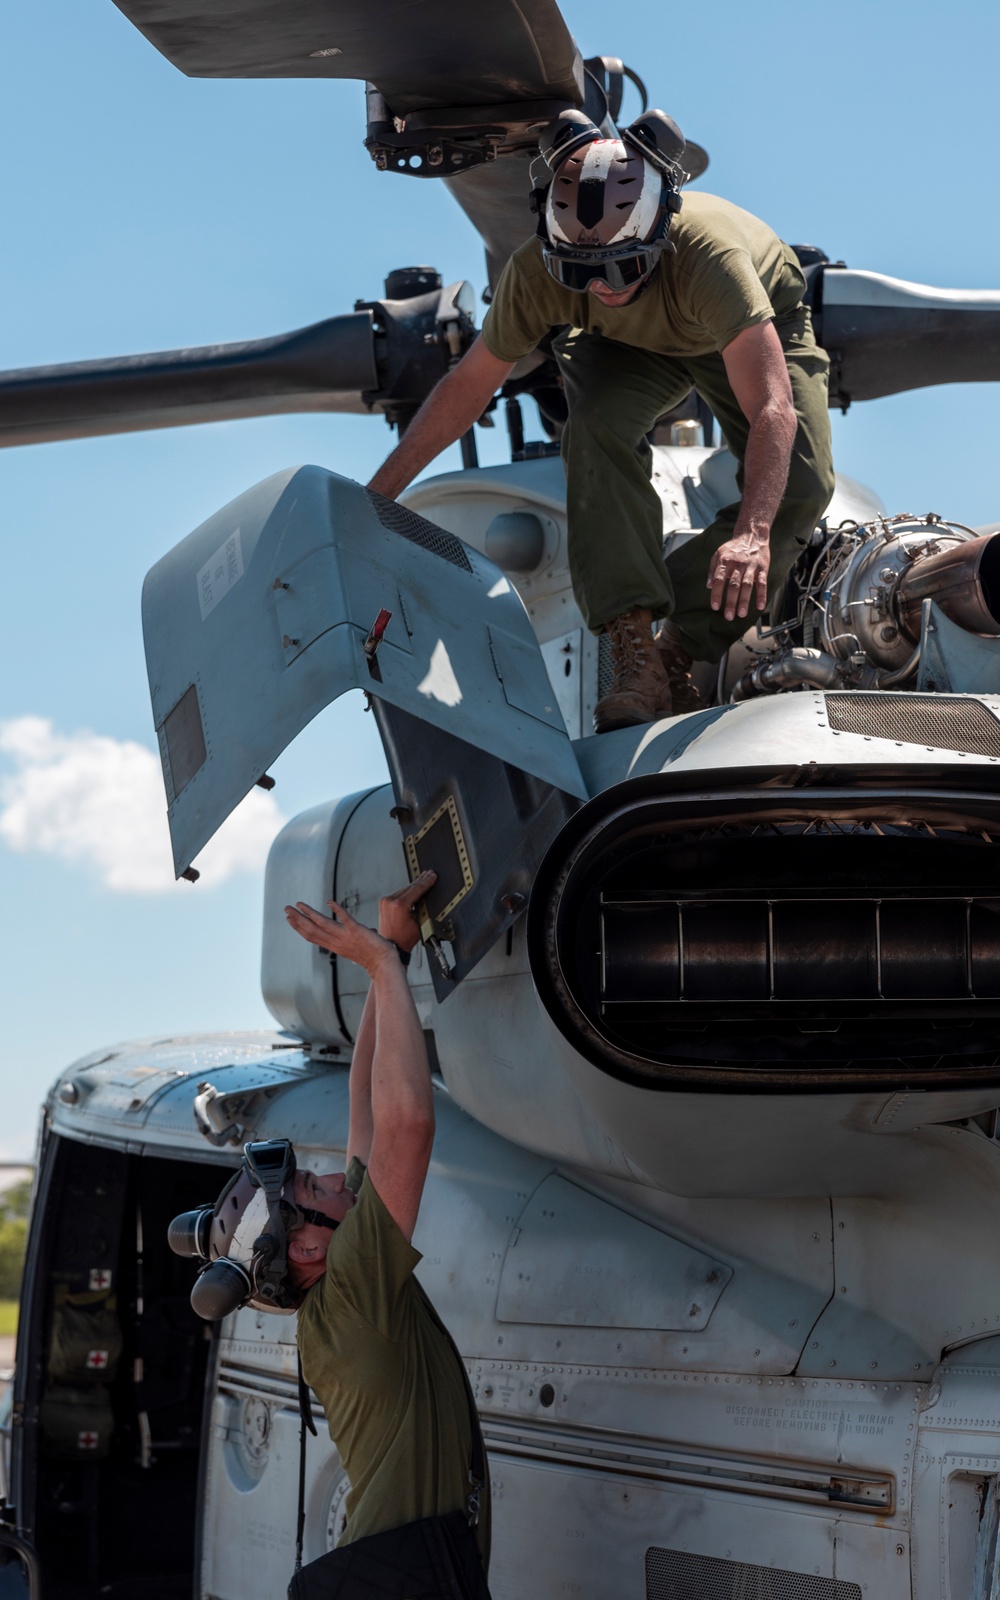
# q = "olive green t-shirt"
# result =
<box><xmin>296</xmin><ymin>1167</ymin><xmax>489</xmax><ymax>1562</ymax></box>
<box><xmin>480</xmin><ymin>190</ymin><xmax>806</xmax><ymax>362</ymax></box>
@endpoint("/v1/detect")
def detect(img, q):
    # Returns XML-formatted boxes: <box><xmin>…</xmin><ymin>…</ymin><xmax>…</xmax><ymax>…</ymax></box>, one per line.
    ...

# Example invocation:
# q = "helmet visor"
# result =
<box><xmin>541</xmin><ymin>241</ymin><xmax>664</xmax><ymax>294</ymax></box>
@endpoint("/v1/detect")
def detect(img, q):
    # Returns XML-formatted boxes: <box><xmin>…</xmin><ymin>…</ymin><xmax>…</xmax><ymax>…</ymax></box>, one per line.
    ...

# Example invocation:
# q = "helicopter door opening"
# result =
<box><xmin>142</xmin><ymin>465</ymin><xmax>586</xmax><ymax>882</ymax></box>
<box><xmin>11</xmin><ymin>1134</ymin><xmax>232</xmax><ymax>1600</ymax></box>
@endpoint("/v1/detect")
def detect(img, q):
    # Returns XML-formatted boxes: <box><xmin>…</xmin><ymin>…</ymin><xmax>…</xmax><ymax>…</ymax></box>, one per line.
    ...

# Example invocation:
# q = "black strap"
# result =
<box><xmin>582</xmin><ymin>54</ymin><xmax>650</xmax><ymax>126</ymax></box>
<box><xmin>295</xmin><ymin>1205</ymin><xmax>340</xmax><ymax>1231</ymax></box>
<box><xmin>295</xmin><ymin>1350</ymin><xmax>318</xmax><ymax>1572</ymax></box>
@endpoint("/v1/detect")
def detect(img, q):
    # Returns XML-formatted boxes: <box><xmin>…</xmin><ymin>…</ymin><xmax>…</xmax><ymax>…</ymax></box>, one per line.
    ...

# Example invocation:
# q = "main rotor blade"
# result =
<box><xmin>0</xmin><ymin>314</ymin><xmax>378</xmax><ymax>448</ymax></box>
<box><xmin>112</xmin><ymin>0</ymin><xmax>583</xmax><ymax>114</ymax></box>
<box><xmin>819</xmin><ymin>269</ymin><xmax>1000</xmax><ymax>404</ymax></box>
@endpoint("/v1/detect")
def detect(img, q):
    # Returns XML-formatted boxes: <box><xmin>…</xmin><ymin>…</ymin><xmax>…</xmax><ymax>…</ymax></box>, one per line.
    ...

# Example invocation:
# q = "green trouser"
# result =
<box><xmin>554</xmin><ymin>309</ymin><xmax>836</xmax><ymax>662</ymax></box>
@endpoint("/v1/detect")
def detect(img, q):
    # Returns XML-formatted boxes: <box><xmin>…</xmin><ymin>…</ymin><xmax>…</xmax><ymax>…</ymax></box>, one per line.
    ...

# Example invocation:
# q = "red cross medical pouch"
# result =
<box><xmin>47</xmin><ymin>1287</ymin><xmax>123</xmax><ymax>1385</ymax></box>
<box><xmin>287</xmin><ymin>1510</ymin><xmax>491</xmax><ymax>1600</ymax></box>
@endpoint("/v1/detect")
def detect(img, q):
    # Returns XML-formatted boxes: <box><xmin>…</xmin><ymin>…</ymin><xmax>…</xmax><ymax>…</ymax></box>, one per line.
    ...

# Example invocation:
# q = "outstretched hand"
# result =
<box><xmin>283</xmin><ymin>869</ymin><xmax>436</xmax><ymax>975</ymax></box>
<box><xmin>284</xmin><ymin>899</ymin><xmax>392</xmax><ymax>975</ymax></box>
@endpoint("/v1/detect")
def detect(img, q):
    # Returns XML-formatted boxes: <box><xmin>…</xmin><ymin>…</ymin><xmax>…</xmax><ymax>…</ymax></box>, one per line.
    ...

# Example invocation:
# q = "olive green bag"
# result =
<box><xmin>47</xmin><ymin>1288</ymin><xmax>123</xmax><ymax>1386</ymax></box>
<box><xmin>39</xmin><ymin>1383</ymin><xmax>114</xmax><ymax>1461</ymax></box>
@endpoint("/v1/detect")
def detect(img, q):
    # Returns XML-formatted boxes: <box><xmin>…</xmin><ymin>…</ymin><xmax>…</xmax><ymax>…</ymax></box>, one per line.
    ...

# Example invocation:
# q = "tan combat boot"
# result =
<box><xmin>594</xmin><ymin>607</ymin><xmax>673</xmax><ymax>734</ymax></box>
<box><xmin>654</xmin><ymin>625</ymin><xmax>705</xmax><ymax>715</ymax></box>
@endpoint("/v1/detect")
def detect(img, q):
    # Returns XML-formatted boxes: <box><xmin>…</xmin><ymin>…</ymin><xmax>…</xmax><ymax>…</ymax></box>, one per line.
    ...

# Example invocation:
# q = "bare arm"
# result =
<box><xmin>343</xmin><ymin>871</ymin><xmax>435</xmax><ymax>1169</ymax></box>
<box><xmin>709</xmin><ymin>320</ymin><xmax>798</xmax><ymax>622</ymax></box>
<box><xmin>346</xmin><ymin>985</ymin><xmax>376</xmax><ymax>1169</ymax></box>
<box><xmin>284</xmin><ymin>870</ymin><xmax>436</xmax><ymax>1239</ymax></box>
<box><xmin>369</xmin><ymin>336</ymin><xmax>514</xmax><ymax>500</ymax></box>
<box><xmin>365</xmin><ymin>950</ymin><xmax>434</xmax><ymax>1243</ymax></box>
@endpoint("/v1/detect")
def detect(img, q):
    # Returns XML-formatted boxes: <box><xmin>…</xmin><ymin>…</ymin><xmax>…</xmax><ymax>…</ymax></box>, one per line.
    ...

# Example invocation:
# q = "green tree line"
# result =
<box><xmin>0</xmin><ymin>1179</ymin><xmax>31</xmax><ymax>1300</ymax></box>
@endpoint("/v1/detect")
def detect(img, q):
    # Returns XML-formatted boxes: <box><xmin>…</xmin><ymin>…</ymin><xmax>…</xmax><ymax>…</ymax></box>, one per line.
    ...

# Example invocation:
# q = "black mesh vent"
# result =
<box><xmin>646</xmin><ymin>1548</ymin><xmax>862</xmax><ymax>1600</ymax></box>
<box><xmin>825</xmin><ymin>693</ymin><xmax>1000</xmax><ymax>756</ymax></box>
<box><xmin>368</xmin><ymin>492</ymin><xmax>472</xmax><ymax>572</ymax></box>
<box><xmin>598</xmin><ymin>632</ymin><xmax>614</xmax><ymax>698</ymax></box>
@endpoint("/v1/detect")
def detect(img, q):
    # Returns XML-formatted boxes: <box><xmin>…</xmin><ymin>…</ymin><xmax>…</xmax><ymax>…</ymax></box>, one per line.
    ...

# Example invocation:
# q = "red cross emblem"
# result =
<box><xmin>88</xmin><ymin>1269</ymin><xmax>112</xmax><ymax>1291</ymax></box>
<box><xmin>78</xmin><ymin>1431</ymin><xmax>99</xmax><ymax>1450</ymax></box>
<box><xmin>86</xmin><ymin>1350</ymin><xmax>109</xmax><ymax>1370</ymax></box>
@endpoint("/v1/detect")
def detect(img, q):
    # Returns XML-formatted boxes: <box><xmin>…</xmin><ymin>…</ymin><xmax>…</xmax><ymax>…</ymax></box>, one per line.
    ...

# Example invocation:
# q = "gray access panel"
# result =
<box><xmin>142</xmin><ymin>465</ymin><xmax>585</xmax><ymax>877</ymax></box>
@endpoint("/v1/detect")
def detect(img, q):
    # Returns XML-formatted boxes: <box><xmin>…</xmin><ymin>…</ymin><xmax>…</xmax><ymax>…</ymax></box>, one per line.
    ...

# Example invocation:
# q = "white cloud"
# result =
<box><xmin>0</xmin><ymin>716</ymin><xmax>286</xmax><ymax>893</ymax></box>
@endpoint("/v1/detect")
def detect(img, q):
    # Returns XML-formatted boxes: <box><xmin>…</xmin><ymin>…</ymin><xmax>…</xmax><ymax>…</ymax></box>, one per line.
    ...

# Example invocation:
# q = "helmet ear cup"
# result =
<box><xmin>537</xmin><ymin>108</ymin><xmax>603</xmax><ymax>172</ymax></box>
<box><xmin>622</xmin><ymin>110</ymin><xmax>686</xmax><ymax>173</ymax></box>
<box><xmin>190</xmin><ymin>1256</ymin><xmax>252</xmax><ymax>1321</ymax></box>
<box><xmin>167</xmin><ymin>1206</ymin><xmax>213</xmax><ymax>1260</ymax></box>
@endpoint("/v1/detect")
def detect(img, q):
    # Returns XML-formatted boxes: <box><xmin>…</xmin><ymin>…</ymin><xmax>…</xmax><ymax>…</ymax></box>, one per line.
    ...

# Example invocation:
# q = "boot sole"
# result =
<box><xmin>594</xmin><ymin>709</ymin><xmax>668</xmax><ymax>734</ymax></box>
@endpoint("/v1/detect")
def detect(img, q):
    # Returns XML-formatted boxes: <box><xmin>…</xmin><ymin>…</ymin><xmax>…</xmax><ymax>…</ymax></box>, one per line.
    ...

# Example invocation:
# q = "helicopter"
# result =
<box><xmin>4</xmin><ymin>3</ymin><xmax>1000</xmax><ymax>1599</ymax></box>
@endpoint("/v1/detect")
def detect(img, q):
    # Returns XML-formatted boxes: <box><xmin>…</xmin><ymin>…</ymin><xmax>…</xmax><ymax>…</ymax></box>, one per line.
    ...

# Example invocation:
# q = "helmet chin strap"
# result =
<box><xmin>623</xmin><ymin>267</ymin><xmax>659</xmax><ymax>302</ymax></box>
<box><xmin>291</xmin><ymin>1203</ymin><xmax>340</xmax><ymax>1231</ymax></box>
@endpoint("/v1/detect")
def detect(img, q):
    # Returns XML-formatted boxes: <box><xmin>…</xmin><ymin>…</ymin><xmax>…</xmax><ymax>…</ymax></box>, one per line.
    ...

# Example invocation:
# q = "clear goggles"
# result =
<box><xmin>541</xmin><ymin>238</ymin><xmax>667</xmax><ymax>294</ymax></box>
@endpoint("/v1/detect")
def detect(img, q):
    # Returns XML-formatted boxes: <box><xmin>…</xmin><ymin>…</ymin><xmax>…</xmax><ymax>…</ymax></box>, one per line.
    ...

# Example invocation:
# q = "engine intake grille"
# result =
<box><xmin>601</xmin><ymin>894</ymin><xmax>1000</xmax><ymax>1005</ymax></box>
<box><xmin>368</xmin><ymin>491</ymin><xmax>473</xmax><ymax>572</ymax></box>
<box><xmin>646</xmin><ymin>1548</ymin><xmax>861</xmax><ymax>1600</ymax></box>
<box><xmin>825</xmin><ymin>692</ymin><xmax>1000</xmax><ymax>756</ymax></box>
<box><xmin>528</xmin><ymin>784</ymin><xmax>1000</xmax><ymax>1087</ymax></box>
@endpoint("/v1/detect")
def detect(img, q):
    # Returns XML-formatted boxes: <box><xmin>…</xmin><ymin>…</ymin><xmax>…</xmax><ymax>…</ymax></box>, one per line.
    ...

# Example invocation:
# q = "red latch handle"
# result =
<box><xmin>364</xmin><ymin>608</ymin><xmax>393</xmax><ymax>658</ymax></box>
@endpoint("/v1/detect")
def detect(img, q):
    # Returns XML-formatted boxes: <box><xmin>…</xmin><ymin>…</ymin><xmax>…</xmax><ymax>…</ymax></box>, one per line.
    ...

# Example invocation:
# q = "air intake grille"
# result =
<box><xmin>598</xmin><ymin>632</ymin><xmax>614</xmax><ymax>699</ymax></box>
<box><xmin>368</xmin><ymin>492</ymin><xmax>473</xmax><ymax>571</ymax></box>
<box><xmin>646</xmin><ymin>1548</ymin><xmax>862</xmax><ymax>1600</ymax></box>
<box><xmin>825</xmin><ymin>693</ymin><xmax>1000</xmax><ymax>756</ymax></box>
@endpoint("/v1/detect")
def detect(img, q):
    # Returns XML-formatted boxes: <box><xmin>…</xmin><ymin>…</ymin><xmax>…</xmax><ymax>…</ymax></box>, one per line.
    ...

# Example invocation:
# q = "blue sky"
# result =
<box><xmin>2</xmin><ymin>0</ymin><xmax>999</xmax><ymax>1156</ymax></box>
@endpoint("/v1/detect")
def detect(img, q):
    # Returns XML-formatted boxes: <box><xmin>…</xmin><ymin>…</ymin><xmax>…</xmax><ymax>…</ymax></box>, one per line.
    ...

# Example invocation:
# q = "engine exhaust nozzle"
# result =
<box><xmin>898</xmin><ymin>531</ymin><xmax>1000</xmax><ymax>640</ymax></box>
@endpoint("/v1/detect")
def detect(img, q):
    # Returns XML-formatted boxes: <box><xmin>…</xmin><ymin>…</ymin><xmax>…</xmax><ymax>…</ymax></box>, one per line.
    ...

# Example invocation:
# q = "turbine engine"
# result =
<box><xmin>733</xmin><ymin>515</ymin><xmax>1000</xmax><ymax>698</ymax></box>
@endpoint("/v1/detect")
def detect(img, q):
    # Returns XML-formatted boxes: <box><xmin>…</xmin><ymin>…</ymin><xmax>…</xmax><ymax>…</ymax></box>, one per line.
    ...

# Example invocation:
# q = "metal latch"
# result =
<box><xmin>363</xmin><ymin>607</ymin><xmax>393</xmax><ymax>680</ymax></box>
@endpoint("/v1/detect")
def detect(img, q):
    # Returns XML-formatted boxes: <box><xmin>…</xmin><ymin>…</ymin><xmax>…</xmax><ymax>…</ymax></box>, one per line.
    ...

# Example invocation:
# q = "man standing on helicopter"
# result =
<box><xmin>368</xmin><ymin>108</ymin><xmax>834</xmax><ymax>733</ymax></box>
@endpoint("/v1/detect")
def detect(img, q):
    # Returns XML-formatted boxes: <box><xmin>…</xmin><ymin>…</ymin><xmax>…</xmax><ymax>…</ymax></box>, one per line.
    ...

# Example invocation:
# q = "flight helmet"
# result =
<box><xmin>533</xmin><ymin>107</ymin><xmax>688</xmax><ymax>293</ymax></box>
<box><xmin>167</xmin><ymin>1138</ymin><xmax>339</xmax><ymax>1320</ymax></box>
